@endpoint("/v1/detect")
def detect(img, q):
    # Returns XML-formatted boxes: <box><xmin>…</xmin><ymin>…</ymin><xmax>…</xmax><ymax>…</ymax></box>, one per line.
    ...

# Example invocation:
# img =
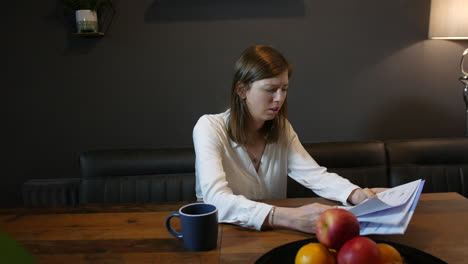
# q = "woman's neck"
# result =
<box><xmin>247</xmin><ymin>117</ymin><xmax>264</xmax><ymax>132</ymax></box>
<box><xmin>245</xmin><ymin>120</ymin><xmax>265</xmax><ymax>145</ymax></box>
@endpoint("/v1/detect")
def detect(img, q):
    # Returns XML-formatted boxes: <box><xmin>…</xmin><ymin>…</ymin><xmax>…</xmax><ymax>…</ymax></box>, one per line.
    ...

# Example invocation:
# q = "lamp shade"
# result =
<box><xmin>429</xmin><ymin>0</ymin><xmax>468</xmax><ymax>39</ymax></box>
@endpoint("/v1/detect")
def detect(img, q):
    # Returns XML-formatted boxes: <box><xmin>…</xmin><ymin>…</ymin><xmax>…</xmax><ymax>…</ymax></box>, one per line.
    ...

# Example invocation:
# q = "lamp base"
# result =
<box><xmin>465</xmin><ymin>109</ymin><xmax>468</xmax><ymax>137</ymax></box>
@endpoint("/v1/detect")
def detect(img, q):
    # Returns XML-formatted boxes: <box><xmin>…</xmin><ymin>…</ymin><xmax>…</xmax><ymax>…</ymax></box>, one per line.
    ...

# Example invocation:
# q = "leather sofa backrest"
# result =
<box><xmin>80</xmin><ymin>142</ymin><xmax>388</xmax><ymax>202</ymax></box>
<box><xmin>77</xmin><ymin>138</ymin><xmax>468</xmax><ymax>205</ymax></box>
<box><xmin>386</xmin><ymin>138</ymin><xmax>468</xmax><ymax>197</ymax></box>
<box><xmin>287</xmin><ymin>141</ymin><xmax>388</xmax><ymax>198</ymax></box>
<box><xmin>79</xmin><ymin>148</ymin><xmax>196</xmax><ymax>204</ymax></box>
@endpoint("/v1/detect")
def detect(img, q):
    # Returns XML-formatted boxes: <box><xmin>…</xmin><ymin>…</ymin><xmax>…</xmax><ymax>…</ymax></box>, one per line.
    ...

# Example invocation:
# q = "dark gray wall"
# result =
<box><xmin>5</xmin><ymin>0</ymin><xmax>468</xmax><ymax>207</ymax></box>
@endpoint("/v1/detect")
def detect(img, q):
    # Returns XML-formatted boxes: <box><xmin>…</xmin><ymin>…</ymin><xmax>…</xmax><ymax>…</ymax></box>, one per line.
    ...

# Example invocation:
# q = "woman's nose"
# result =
<box><xmin>273</xmin><ymin>90</ymin><xmax>286</xmax><ymax>102</ymax></box>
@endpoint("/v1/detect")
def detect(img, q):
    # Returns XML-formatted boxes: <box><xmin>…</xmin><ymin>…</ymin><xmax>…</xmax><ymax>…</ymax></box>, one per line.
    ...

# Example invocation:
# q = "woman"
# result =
<box><xmin>193</xmin><ymin>45</ymin><xmax>383</xmax><ymax>233</ymax></box>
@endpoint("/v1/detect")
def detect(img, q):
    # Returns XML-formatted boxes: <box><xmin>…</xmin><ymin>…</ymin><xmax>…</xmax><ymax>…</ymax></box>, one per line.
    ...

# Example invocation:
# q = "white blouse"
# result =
<box><xmin>193</xmin><ymin>110</ymin><xmax>359</xmax><ymax>230</ymax></box>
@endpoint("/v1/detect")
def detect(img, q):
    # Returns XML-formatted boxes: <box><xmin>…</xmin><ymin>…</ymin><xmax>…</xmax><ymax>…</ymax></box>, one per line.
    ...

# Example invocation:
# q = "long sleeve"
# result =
<box><xmin>193</xmin><ymin>115</ymin><xmax>272</xmax><ymax>230</ymax></box>
<box><xmin>286</xmin><ymin>124</ymin><xmax>360</xmax><ymax>205</ymax></box>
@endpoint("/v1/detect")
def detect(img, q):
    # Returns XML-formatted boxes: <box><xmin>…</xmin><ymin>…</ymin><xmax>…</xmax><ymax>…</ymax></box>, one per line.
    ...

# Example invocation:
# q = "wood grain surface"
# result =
<box><xmin>0</xmin><ymin>193</ymin><xmax>466</xmax><ymax>264</ymax></box>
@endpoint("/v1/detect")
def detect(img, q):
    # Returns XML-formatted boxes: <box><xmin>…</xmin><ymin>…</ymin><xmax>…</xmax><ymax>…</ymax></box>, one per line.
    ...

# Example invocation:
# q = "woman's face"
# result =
<box><xmin>239</xmin><ymin>70</ymin><xmax>289</xmax><ymax>125</ymax></box>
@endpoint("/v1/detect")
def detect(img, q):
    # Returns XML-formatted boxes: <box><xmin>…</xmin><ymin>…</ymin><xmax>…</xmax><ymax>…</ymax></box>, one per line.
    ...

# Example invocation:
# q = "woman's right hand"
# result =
<box><xmin>273</xmin><ymin>203</ymin><xmax>332</xmax><ymax>233</ymax></box>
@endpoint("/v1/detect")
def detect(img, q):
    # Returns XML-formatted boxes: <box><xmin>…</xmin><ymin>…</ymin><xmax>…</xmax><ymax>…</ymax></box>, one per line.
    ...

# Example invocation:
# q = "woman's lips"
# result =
<box><xmin>268</xmin><ymin>107</ymin><xmax>280</xmax><ymax>113</ymax></box>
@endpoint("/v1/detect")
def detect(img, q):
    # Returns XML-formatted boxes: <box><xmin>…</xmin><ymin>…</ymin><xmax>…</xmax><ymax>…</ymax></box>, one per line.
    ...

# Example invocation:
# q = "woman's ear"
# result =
<box><xmin>236</xmin><ymin>82</ymin><xmax>247</xmax><ymax>99</ymax></box>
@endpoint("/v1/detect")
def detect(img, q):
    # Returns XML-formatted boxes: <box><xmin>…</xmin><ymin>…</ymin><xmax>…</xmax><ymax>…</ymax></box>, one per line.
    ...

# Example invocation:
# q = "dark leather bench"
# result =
<box><xmin>385</xmin><ymin>138</ymin><xmax>468</xmax><ymax>197</ymax></box>
<box><xmin>79</xmin><ymin>148</ymin><xmax>196</xmax><ymax>204</ymax></box>
<box><xmin>21</xmin><ymin>138</ymin><xmax>468</xmax><ymax>206</ymax></box>
<box><xmin>77</xmin><ymin>138</ymin><xmax>468</xmax><ymax>204</ymax></box>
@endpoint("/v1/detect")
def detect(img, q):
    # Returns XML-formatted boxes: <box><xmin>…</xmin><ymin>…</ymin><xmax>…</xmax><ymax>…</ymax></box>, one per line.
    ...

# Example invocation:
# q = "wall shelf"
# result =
<box><xmin>73</xmin><ymin>32</ymin><xmax>105</xmax><ymax>37</ymax></box>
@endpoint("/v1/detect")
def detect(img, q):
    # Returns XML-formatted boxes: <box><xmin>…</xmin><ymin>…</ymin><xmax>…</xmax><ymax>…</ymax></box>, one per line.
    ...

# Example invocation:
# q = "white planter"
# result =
<box><xmin>75</xmin><ymin>10</ymin><xmax>98</xmax><ymax>33</ymax></box>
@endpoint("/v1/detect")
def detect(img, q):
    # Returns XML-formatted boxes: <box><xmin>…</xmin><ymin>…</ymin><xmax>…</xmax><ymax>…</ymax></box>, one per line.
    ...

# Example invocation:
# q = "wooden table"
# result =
<box><xmin>0</xmin><ymin>193</ymin><xmax>466</xmax><ymax>263</ymax></box>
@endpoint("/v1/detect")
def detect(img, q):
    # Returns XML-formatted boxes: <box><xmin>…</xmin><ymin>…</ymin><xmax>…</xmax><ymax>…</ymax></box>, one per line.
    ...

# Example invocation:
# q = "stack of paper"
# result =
<box><xmin>343</xmin><ymin>179</ymin><xmax>425</xmax><ymax>235</ymax></box>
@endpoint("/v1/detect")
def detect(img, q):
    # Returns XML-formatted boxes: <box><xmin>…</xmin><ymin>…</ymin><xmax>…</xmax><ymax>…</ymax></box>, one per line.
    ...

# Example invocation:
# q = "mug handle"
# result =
<box><xmin>166</xmin><ymin>212</ymin><xmax>183</xmax><ymax>239</ymax></box>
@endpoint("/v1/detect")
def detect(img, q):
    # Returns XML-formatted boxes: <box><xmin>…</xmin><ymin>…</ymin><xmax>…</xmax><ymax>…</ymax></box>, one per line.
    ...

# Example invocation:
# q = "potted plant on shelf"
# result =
<box><xmin>62</xmin><ymin>0</ymin><xmax>113</xmax><ymax>34</ymax></box>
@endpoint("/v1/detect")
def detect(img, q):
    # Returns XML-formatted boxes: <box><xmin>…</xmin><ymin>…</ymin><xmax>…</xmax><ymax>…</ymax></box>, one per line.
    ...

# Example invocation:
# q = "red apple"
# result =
<box><xmin>315</xmin><ymin>208</ymin><xmax>360</xmax><ymax>250</ymax></box>
<box><xmin>337</xmin><ymin>236</ymin><xmax>382</xmax><ymax>264</ymax></box>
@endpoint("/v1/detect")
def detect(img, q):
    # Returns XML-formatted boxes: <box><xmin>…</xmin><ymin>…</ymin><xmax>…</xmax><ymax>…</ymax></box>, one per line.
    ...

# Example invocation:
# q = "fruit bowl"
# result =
<box><xmin>255</xmin><ymin>238</ymin><xmax>447</xmax><ymax>264</ymax></box>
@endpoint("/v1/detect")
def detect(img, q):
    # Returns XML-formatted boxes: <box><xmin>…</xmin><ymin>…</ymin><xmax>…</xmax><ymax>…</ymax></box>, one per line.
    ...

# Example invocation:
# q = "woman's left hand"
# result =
<box><xmin>347</xmin><ymin>187</ymin><xmax>388</xmax><ymax>205</ymax></box>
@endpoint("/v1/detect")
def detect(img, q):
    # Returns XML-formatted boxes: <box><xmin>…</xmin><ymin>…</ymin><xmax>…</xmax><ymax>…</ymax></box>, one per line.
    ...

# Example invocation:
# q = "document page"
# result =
<box><xmin>346</xmin><ymin>179</ymin><xmax>422</xmax><ymax>217</ymax></box>
<box><xmin>359</xmin><ymin>180</ymin><xmax>425</xmax><ymax>235</ymax></box>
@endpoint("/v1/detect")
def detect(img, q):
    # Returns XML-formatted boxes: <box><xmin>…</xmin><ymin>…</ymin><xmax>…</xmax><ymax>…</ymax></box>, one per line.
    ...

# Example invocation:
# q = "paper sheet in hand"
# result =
<box><xmin>342</xmin><ymin>179</ymin><xmax>425</xmax><ymax>235</ymax></box>
<box><xmin>347</xmin><ymin>179</ymin><xmax>421</xmax><ymax>217</ymax></box>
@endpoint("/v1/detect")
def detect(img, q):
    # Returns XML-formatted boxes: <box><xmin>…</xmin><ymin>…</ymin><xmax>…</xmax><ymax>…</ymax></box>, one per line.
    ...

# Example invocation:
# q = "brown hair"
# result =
<box><xmin>228</xmin><ymin>45</ymin><xmax>292</xmax><ymax>145</ymax></box>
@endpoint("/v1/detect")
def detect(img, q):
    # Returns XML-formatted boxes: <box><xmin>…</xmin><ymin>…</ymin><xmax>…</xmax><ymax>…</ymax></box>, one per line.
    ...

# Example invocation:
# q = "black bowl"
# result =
<box><xmin>255</xmin><ymin>238</ymin><xmax>447</xmax><ymax>264</ymax></box>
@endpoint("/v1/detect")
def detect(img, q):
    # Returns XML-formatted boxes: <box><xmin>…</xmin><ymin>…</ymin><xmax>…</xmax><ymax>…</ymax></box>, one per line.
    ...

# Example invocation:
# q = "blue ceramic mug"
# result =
<box><xmin>166</xmin><ymin>203</ymin><xmax>218</xmax><ymax>251</ymax></box>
